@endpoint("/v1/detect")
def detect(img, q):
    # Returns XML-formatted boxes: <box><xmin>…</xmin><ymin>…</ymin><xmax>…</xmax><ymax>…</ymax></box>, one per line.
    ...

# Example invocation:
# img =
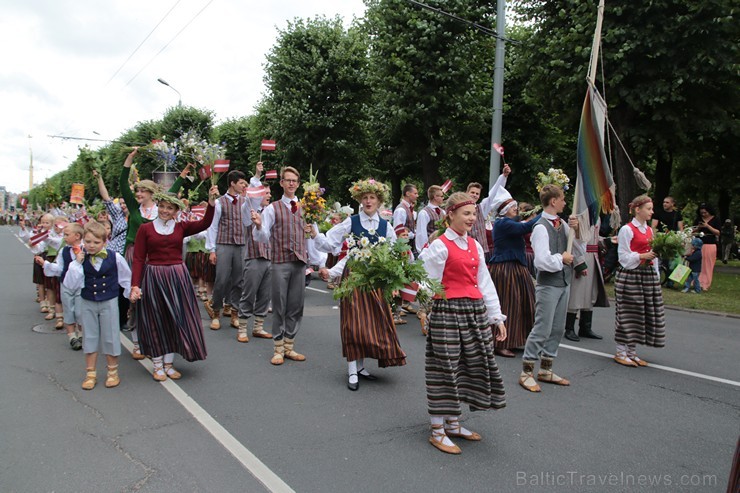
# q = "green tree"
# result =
<box><xmin>260</xmin><ymin>16</ymin><xmax>374</xmax><ymax>202</ymax></box>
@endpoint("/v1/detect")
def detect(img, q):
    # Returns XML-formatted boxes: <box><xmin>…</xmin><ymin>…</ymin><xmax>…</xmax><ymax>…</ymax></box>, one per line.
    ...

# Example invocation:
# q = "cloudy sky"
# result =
<box><xmin>0</xmin><ymin>0</ymin><xmax>367</xmax><ymax>193</ymax></box>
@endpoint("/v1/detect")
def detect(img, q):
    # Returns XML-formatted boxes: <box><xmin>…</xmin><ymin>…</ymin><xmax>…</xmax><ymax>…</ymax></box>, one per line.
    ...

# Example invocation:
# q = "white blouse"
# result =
<box><xmin>618</xmin><ymin>218</ymin><xmax>659</xmax><ymax>274</ymax></box>
<box><xmin>420</xmin><ymin>229</ymin><xmax>506</xmax><ymax>326</ymax></box>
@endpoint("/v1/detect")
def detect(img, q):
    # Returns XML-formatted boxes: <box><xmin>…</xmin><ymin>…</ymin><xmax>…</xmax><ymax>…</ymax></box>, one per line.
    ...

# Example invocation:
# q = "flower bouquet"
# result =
<box><xmin>536</xmin><ymin>168</ymin><xmax>570</xmax><ymax>193</ymax></box>
<box><xmin>651</xmin><ymin>227</ymin><xmax>694</xmax><ymax>260</ymax></box>
<box><xmin>201</xmin><ymin>142</ymin><xmax>228</xmax><ymax>186</ymax></box>
<box><xmin>299</xmin><ymin>166</ymin><xmax>327</xmax><ymax>238</ymax></box>
<box><xmin>334</xmin><ymin>235</ymin><xmax>444</xmax><ymax>305</ymax></box>
<box><xmin>143</xmin><ymin>138</ymin><xmax>178</xmax><ymax>169</ymax></box>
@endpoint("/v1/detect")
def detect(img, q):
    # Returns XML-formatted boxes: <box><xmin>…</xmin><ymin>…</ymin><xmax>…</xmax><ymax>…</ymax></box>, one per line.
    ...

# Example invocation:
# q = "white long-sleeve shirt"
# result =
<box><xmin>618</xmin><ymin>218</ymin><xmax>659</xmax><ymax>274</ymax></box>
<box><xmin>479</xmin><ymin>173</ymin><xmax>508</xmax><ymax>219</ymax></box>
<box><xmin>42</xmin><ymin>244</ymin><xmax>83</xmax><ymax>278</ymax></box>
<box><xmin>63</xmin><ymin>252</ymin><xmax>132</xmax><ymax>299</ymax></box>
<box><xmin>392</xmin><ymin>200</ymin><xmax>416</xmax><ymax>239</ymax></box>
<box><xmin>420</xmin><ymin>228</ymin><xmax>506</xmax><ymax>326</ymax></box>
<box><xmin>531</xmin><ymin>212</ymin><xmax>585</xmax><ymax>273</ymax></box>
<box><xmin>415</xmin><ymin>204</ymin><xmax>445</xmax><ymax>250</ymax></box>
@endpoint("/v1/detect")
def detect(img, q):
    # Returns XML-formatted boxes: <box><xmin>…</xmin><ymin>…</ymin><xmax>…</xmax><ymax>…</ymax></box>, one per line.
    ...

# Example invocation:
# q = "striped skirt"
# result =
<box><xmin>185</xmin><ymin>251</ymin><xmax>215</xmax><ymax>282</ymax></box>
<box><xmin>614</xmin><ymin>265</ymin><xmax>666</xmax><ymax>347</ymax></box>
<box><xmin>339</xmin><ymin>287</ymin><xmax>406</xmax><ymax>367</ymax></box>
<box><xmin>426</xmin><ymin>298</ymin><xmax>506</xmax><ymax>416</ymax></box>
<box><xmin>136</xmin><ymin>263</ymin><xmax>207</xmax><ymax>361</ymax></box>
<box><xmin>489</xmin><ymin>261</ymin><xmax>535</xmax><ymax>349</ymax></box>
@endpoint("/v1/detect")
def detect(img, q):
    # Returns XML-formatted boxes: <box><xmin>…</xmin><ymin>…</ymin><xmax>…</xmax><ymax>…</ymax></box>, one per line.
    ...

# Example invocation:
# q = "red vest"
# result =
<box><xmin>437</xmin><ymin>235</ymin><xmax>483</xmax><ymax>300</ymax></box>
<box><xmin>470</xmin><ymin>204</ymin><xmax>490</xmax><ymax>253</ymax></box>
<box><xmin>627</xmin><ymin>222</ymin><xmax>652</xmax><ymax>254</ymax></box>
<box><xmin>215</xmin><ymin>195</ymin><xmax>246</xmax><ymax>245</ymax></box>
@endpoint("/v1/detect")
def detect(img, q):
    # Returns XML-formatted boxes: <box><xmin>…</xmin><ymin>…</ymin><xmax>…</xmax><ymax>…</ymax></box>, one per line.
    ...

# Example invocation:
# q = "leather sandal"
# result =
<box><xmin>537</xmin><ymin>371</ymin><xmax>571</xmax><ymax>386</ymax></box>
<box><xmin>152</xmin><ymin>364</ymin><xmax>167</xmax><ymax>382</ymax></box>
<box><xmin>164</xmin><ymin>364</ymin><xmax>182</xmax><ymax>380</ymax></box>
<box><xmin>55</xmin><ymin>317</ymin><xmax>64</xmax><ymax>330</ymax></box>
<box><xmin>81</xmin><ymin>369</ymin><xmax>97</xmax><ymax>390</ymax></box>
<box><xmin>629</xmin><ymin>355</ymin><xmax>649</xmax><ymax>367</ymax></box>
<box><xmin>444</xmin><ymin>419</ymin><xmax>481</xmax><ymax>441</ymax></box>
<box><xmin>105</xmin><ymin>365</ymin><xmax>120</xmax><ymax>388</ymax></box>
<box><xmin>614</xmin><ymin>354</ymin><xmax>638</xmax><ymax>367</ymax></box>
<box><xmin>429</xmin><ymin>425</ymin><xmax>461</xmax><ymax>455</ymax></box>
<box><xmin>44</xmin><ymin>310</ymin><xmax>55</xmax><ymax>321</ymax></box>
<box><xmin>131</xmin><ymin>343</ymin><xmax>146</xmax><ymax>361</ymax></box>
<box><xmin>519</xmin><ymin>373</ymin><xmax>541</xmax><ymax>392</ymax></box>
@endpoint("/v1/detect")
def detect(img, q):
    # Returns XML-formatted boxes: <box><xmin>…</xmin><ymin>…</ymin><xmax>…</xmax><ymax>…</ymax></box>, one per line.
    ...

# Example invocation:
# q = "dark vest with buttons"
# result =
<box><xmin>60</xmin><ymin>246</ymin><xmax>74</xmax><ymax>283</ymax></box>
<box><xmin>534</xmin><ymin>217</ymin><xmax>573</xmax><ymax>287</ymax></box>
<box><xmin>81</xmin><ymin>250</ymin><xmax>119</xmax><ymax>301</ymax></box>
<box><xmin>350</xmin><ymin>214</ymin><xmax>387</xmax><ymax>244</ymax></box>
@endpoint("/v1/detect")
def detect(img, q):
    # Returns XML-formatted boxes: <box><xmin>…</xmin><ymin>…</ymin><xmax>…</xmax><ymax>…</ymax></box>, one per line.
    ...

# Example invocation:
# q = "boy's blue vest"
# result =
<box><xmin>81</xmin><ymin>250</ymin><xmax>119</xmax><ymax>302</ymax></box>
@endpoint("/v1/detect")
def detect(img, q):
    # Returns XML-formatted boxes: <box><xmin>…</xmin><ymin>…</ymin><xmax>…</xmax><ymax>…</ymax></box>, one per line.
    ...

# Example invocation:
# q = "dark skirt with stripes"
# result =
<box><xmin>614</xmin><ymin>264</ymin><xmax>666</xmax><ymax>347</ymax></box>
<box><xmin>33</xmin><ymin>252</ymin><xmax>47</xmax><ymax>284</ymax></box>
<box><xmin>524</xmin><ymin>249</ymin><xmax>536</xmax><ymax>278</ymax></box>
<box><xmin>489</xmin><ymin>261</ymin><xmax>535</xmax><ymax>349</ymax></box>
<box><xmin>124</xmin><ymin>244</ymin><xmax>135</xmax><ymax>266</ymax></box>
<box><xmin>136</xmin><ymin>263</ymin><xmax>208</xmax><ymax>361</ymax></box>
<box><xmin>426</xmin><ymin>297</ymin><xmax>506</xmax><ymax>416</ymax></box>
<box><xmin>339</xmin><ymin>284</ymin><xmax>406</xmax><ymax>367</ymax></box>
<box><xmin>185</xmin><ymin>251</ymin><xmax>214</xmax><ymax>281</ymax></box>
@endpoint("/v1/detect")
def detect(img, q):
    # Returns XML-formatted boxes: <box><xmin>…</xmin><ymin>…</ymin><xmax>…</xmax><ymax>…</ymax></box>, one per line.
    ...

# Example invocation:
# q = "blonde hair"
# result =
<box><xmin>65</xmin><ymin>222</ymin><xmax>84</xmax><ymax>238</ymax></box>
<box><xmin>83</xmin><ymin>221</ymin><xmax>107</xmax><ymax>241</ymax></box>
<box><xmin>539</xmin><ymin>184</ymin><xmax>564</xmax><ymax>208</ymax></box>
<box><xmin>280</xmin><ymin>166</ymin><xmax>300</xmax><ymax>180</ymax></box>
<box><xmin>629</xmin><ymin>195</ymin><xmax>652</xmax><ymax>215</ymax></box>
<box><xmin>427</xmin><ymin>185</ymin><xmax>443</xmax><ymax>200</ymax></box>
<box><xmin>442</xmin><ymin>192</ymin><xmax>476</xmax><ymax>228</ymax></box>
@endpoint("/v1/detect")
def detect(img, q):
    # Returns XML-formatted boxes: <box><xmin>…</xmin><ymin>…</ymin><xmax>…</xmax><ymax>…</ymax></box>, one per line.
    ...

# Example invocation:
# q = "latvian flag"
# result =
<box><xmin>265</xmin><ymin>169</ymin><xmax>278</xmax><ymax>180</ymax></box>
<box><xmin>400</xmin><ymin>282</ymin><xmax>419</xmax><ymax>303</ymax></box>
<box><xmin>261</xmin><ymin>140</ymin><xmax>276</xmax><ymax>151</ymax></box>
<box><xmin>20</xmin><ymin>197</ymin><xmax>28</xmax><ymax>210</ymax></box>
<box><xmin>30</xmin><ymin>229</ymin><xmax>50</xmax><ymax>247</ymax></box>
<box><xmin>441</xmin><ymin>179</ymin><xmax>453</xmax><ymax>193</ymax></box>
<box><xmin>190</xmin><ymin>205</ymin><xmax>206</xmax><ymax>220</ymax></box>
<box><xmin>213</xmin><ymin>159</ymin><xmax>230</xmax><ymax>173</ymax></box>
<box><xmin>246</xmin><ymin>186</ymin><xmax>267</xmax><ymax>198</ymax></box>
<box><xmin>493</xmin><ymin>143</ymin><xmax>505</xmax><ymax>156</ymax></box>
<box><xmin>198</xmin><ymin>165</ymin><xmax>212</xmax><ymax>181</ymax></box>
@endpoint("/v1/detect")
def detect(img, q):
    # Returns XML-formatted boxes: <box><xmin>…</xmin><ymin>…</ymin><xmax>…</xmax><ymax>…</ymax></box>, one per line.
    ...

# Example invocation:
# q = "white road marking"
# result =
<box><xmin>119</xmin><ymin>336</ymin><xmax>295</xmax><ymax>493</ymax></box>
<box><xmin>306</xmin><ymin>286</ymin><xmax>329</xmax><ymax>294</ymax></box>
<box><xmin>560</xmin><ymin>343</ymin><xmax>740</xmax><ymax>387</ymax></box>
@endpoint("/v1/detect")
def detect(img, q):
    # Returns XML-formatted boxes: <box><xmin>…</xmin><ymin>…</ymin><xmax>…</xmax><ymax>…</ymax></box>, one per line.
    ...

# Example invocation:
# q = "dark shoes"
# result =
<box><xmin>494</xmin><ymin>348</ymin><xmax>515</xmax><ymax>358</ymax></box>
<box><xmin>347</xmin><ymin>373</ymin><xmax>359</xmax><ymax>391</ymax></box>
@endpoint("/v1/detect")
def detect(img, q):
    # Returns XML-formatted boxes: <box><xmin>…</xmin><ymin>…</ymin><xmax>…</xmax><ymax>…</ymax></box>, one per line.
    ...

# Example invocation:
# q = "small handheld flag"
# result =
<box><xmin>190</xmin><ymin>205</ymin><xmax>206</xmax><ymax>219</ymax></box>
<box><xmin>265</xmin><ymin>169</ymin><xmax>278</xmax><ymax>180</ymax></box>
<box><xmin>261</xmin><ymin>140</ymin><xmax>276</xmax><ymax>151</ymax></box>
<box><xmin>245</xmin><ymin>186</ymin><xmax>267</xmax><ymax>198</ymax></box>
<box><xmin>213</xmin><ymin>159</ymin><xmax>230</xmax><ymax>173</ymax></box>
<box><xmin>400</xmin><ymin>282</ymin><xmax>419</xmax><ymax>303</ymax></box>
<box><xmin>198</xmin><ymin>165</ymin><xmax>212</xmax><ymax>181</ymax></box>
<box><xmin>441</xmin><ymin>180</ymin><xmax>453</xmax><ymax>193</ymax></box>
<box><xmin>30</xmin><ymin>229</ymin><xmax>50</xmax><ymax>247</ymax></box>
<box><xmin>493</xmin><ymin>143</ymin><xmax>505</xmax><ymax>156</ymax></box>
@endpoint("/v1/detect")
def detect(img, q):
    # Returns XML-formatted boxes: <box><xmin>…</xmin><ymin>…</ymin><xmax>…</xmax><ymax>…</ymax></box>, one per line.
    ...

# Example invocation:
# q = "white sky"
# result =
<box><xmin>0</xmin><ymin>0</ymin><xmax>367</xmax><ymax>193</ymax></box>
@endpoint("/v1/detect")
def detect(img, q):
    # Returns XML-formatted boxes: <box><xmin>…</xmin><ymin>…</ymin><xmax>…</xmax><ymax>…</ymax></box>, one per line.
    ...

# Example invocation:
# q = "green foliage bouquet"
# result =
<box><xmin>334</xmin><ymin>236</ymin><xmax>444</xmax><ymax>305</ymax></box>
<box><xmin>651</xmin><ymin>228</ymin><xmax>693</xmax><ymax>260</ymax></box>
<box><xmin>536</xmin><ymin>168</ymin><xmax>570</xmax><ymax>193</ymax></box>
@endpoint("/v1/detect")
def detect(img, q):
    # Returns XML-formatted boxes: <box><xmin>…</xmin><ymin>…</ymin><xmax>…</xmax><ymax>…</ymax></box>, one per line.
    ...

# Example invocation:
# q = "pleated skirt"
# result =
<box><xmin>426</xmin><ymin>298</ymin><xmax>506</xmax><ymax>416</ymax></box>
<box><xmin>614</xmin><ymin>265</ymin><xmax>666</xmax><ymax>347</ymax></box>
<box><xmin>339</xmin><ymin>287</ymin><xmax>406</xmax><ymax>367</ymax></box>
<box><xmin>185</xmin><ymin>251</ymin><xmax>215</xmax><ymax>282</ymax></box>
<box><xmin>489</xmin><ymin>261</ymin><xmax>535</xmax><ymax>349</ymax></box>
<box><xmin>33</xmin><ymin>254</ymin><xmax>45</xmax><ymax>285</ymax></box>
<box><xmin>136</xmin><ymin>263</ymin><xmax>207</xmax><ymax>361</ymax></box>
<box><xmin>42</xmin><ymin>255</ymin><xmax>60</xmax><ymax>298</ymax></box>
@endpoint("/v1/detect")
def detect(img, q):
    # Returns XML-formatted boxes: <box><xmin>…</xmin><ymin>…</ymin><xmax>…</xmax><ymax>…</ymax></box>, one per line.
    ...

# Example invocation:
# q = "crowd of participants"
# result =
<box><xmin>13</xmin><ymin>148</ymin><xmax>733</xmax><ymax>456</ymax></box>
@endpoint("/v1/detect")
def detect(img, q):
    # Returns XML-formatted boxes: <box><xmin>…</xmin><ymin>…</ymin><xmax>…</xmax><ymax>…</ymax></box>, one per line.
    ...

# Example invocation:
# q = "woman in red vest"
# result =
<box><xmin>614</xmin><ymin>195</ymin><xmax>666</xmax><ymax>367</ymax></box>
<box><xmin>420</xmin><ymin>192</ymin><xmax>507</xmax><ymax>455</ymax></box>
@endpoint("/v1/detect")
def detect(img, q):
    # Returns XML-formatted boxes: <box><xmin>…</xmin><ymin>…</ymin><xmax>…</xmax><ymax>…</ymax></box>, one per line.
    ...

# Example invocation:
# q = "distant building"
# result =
<box><xmin>0</xmin><ymin>186</ymin><xmax>6</xmax><ymax>212</ymax></box>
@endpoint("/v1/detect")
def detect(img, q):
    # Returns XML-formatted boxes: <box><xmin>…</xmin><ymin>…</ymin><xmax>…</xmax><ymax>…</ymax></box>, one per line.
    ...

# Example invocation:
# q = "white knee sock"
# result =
<box><xmin>164</xmin><ymin>353</ymin><xmax>174</xmax><ymax>364</ymax></box>
<box><xmin>131</xmin><ymin>328</ymin><xmax>139</xmax><ymax>343</ymax></box>
<box><xmin>347</xmin><ymin>360</ymin><xmax>358</xmax><ymax>384</ymax></box>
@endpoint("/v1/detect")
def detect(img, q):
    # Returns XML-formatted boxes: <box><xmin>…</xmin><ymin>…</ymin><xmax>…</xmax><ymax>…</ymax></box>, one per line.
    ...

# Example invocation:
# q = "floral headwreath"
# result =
<box><xmin>134</xmin><ymin>179</ymin><xmax>160</xmax><ymax>194</ymax></box>
<box><xmin>349</xmin><ymin>178</ymin><xmax>390</xmax><ymax>204</ymax></box>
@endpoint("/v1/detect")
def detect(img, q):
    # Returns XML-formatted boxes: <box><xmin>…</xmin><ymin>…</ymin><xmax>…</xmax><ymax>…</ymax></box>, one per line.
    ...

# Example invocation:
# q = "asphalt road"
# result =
<box><xmin>0</xmin><ymin>225</ymin><xmax>737</xmax><ymax>493</ymax></box>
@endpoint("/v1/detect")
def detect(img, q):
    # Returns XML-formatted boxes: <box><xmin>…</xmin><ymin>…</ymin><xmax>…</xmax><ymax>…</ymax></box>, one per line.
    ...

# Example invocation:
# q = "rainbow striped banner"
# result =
<box><xmin>576</xmin><ymin>85</ymin><xmax>615</xmax><ymax>224</ymax></box>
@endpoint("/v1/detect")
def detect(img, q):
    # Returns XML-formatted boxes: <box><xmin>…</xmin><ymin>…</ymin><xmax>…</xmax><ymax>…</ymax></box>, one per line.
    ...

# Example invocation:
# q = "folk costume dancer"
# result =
<box><xmin>415</xmin><ymin>185</ymin><xmax>445</xmax><ymax>252</ymax></box>
<box><xmin>236</xmin><ymin>165</ymin><xmax>273</xmax><ymax>343</ymax></box>
<box><xmin>519</xmin><ymin>185</ymin><xmax>584</xmax><ymax>393</ymax></box>
<box><xmin>64</xmin><ymin>222</ymin><xmax>132</xmax><ymax>390</ymax></box>
<box><xmin>613</xmin><ymin>195</ymin><xmax>665</xmax><ymax>367</ymax></box>
<box><xmin>564</xmin><ymin>220</ymin><xmax>609</xmax><ymax>342</ymax></box>
<box><xmin>420</xmin><ymin>192</ymin><xmax>507</xmax><ymax>455</ymax></box>
<box><xmin>205</xmin><ymin>170</ymin><xmax>249</xmax><ymax>330</ymax></box>
<box><xmin>129</xmin><ymin>189</ymin><xmax>217</xmax><ymax>381</ymax></box>
<box><xmin>314</xmin><ymin>179</ymin><xmax>405</xmax><ymax>391</ymax></box>
<box><xmin>251</xmin><ymin>166</ymin><xmax>323</xmax><ymax>365</ymax></box>
<box><xmin>392</xmin><ymin>184</ymin><xmax>419</xmax><ymax>253</ymax></box>
<box><xmin>487</xmin><ymin>185</ymin><xmax>541</xmax><ymax>358</ymax></box>
<box><xmin>120</xmin><ymin>148</ymin><xmax>189</xmax><ymax>359</ymax></box>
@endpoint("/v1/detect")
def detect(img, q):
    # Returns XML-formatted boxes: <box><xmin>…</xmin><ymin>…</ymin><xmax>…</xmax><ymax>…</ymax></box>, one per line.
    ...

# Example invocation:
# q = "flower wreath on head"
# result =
<box><xmin>349</xmin><ymin>178</ymin><xmax>390</xmax><ymax>205</ymax></box>
<box><xmin>153</xmin><ymin>191</ymin><xmax>187</xmax><ymax>211</ymax></box>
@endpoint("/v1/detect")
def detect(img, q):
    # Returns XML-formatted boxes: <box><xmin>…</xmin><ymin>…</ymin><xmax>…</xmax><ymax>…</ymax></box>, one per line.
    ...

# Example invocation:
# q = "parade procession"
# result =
<box><xmin>1</xmin><ymin>0</ymin><xmax>737</xmax><ymax>492</ymax></box>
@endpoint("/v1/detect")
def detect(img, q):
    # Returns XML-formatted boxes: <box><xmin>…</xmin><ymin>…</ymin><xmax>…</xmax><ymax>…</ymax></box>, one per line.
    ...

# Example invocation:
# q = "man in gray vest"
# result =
<box><xmin>519</xmin><ymin>184</ymin><xmax>585</xmax><ymax>392</ymax></box>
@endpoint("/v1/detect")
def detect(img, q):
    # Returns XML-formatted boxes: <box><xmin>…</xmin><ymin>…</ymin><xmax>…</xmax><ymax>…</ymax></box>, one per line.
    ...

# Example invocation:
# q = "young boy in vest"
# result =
<box><xmin>520</xmin><ymin>185</ymin><xmax>585</xmax><ymax>392</ymax></box>
<box><xmin>205</xmin><ymin>170</ymin><xmax>249</xmax><ymax>330</ymax></box>
<box><xmin>252</xmin><ymin>166</ymin><xmax>322</xmax><ymax>365</ymax></box>
<box><xmin>466</xmin><ymin>164</ymin><xmax>511</xmax><ymax>262</ymax></box>
<box><xmin>63</xmin><ymin>222</ymin><xmax>132</xmax><ymax>390</ymax></box>
<box><xmin>415</xmin><ymin>185</ymin><xmax>445</xmax><ymax>251</ymax></box>
<box><xmin>236</xmin><ymin>163</ymin><xmax>273</xmax><ymax>343</ymax></box>
<box><xmin>38</xmin><ymin>222</ymin><xmax>85</xmax><ymax>350</ymax></box>
<box><xmin>393</xmin><ymin>184</ymin><xmax>418</xmax><ymax>252</ymax></box>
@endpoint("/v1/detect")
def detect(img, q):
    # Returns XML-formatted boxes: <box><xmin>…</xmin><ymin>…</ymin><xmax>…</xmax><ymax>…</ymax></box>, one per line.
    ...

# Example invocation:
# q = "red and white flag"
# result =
<box><xmin>245</xmin><ymin>186</ymin><xmax>267</xmax><ymax>198</ymax></box>
<box><xmin>493</xmin><ymin>143</ymin><xmax>505</xmax><ymax>156</ymax></box>
<box><xmin>400</xmin><ymin>282</ymin><xmax>419</xmax><ymax>303</ymax></box>
<box><xmin>30</xmin><ymin>229</ymin><xmax>50</xmax><ymax>247</ymax></box>
<box><xmin>441</xmin><ymin>180</ymin><xmax>453</xmax><ymax>193</ymax></box>
<box><xmin>190</xmin><ymin>205</ymin><xmax>206</xmax><ymax>219</ymax></box>
<box><xmin>265</xmin><ymin>169</ymin><xmax>278</xmax><ymax>180</ymax></box>
<box><xmin>198</xmin><ymin>165</ymin><xmax>212</xmax><ymax>181</ymax></box>
<box><xmin>261</xmin><ymin>140</ymin><xmax>276</xmax><ymax>151</ymax></box>
<box><xmin>20</xmin><ymin>197</ymin><xmax>28</xmax><ymax>210</ymax></box>
<box><xmin>213</xmin><ymin>159</ymin><xmax>230</xmax><ymax>173</ymax></box>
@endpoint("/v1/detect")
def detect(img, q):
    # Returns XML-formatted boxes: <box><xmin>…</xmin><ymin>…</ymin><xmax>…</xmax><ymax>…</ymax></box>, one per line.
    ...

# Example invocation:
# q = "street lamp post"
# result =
<box><xmin>157</xmin><ymin>78</ymin><xmax>182</xmax><ymax>107</ymax></box>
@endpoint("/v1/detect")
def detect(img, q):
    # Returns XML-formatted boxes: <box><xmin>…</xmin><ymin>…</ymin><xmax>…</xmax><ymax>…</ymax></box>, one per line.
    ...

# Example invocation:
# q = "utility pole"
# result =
<box><xmin>28</xmin><ymin>135</ymin><xmax>33</xmax><ymax>192</ymax></box>
<box><xmin>489</xmin><ymin>0</ymin><xmax>506</xmax><ymax>187</ymax></box>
